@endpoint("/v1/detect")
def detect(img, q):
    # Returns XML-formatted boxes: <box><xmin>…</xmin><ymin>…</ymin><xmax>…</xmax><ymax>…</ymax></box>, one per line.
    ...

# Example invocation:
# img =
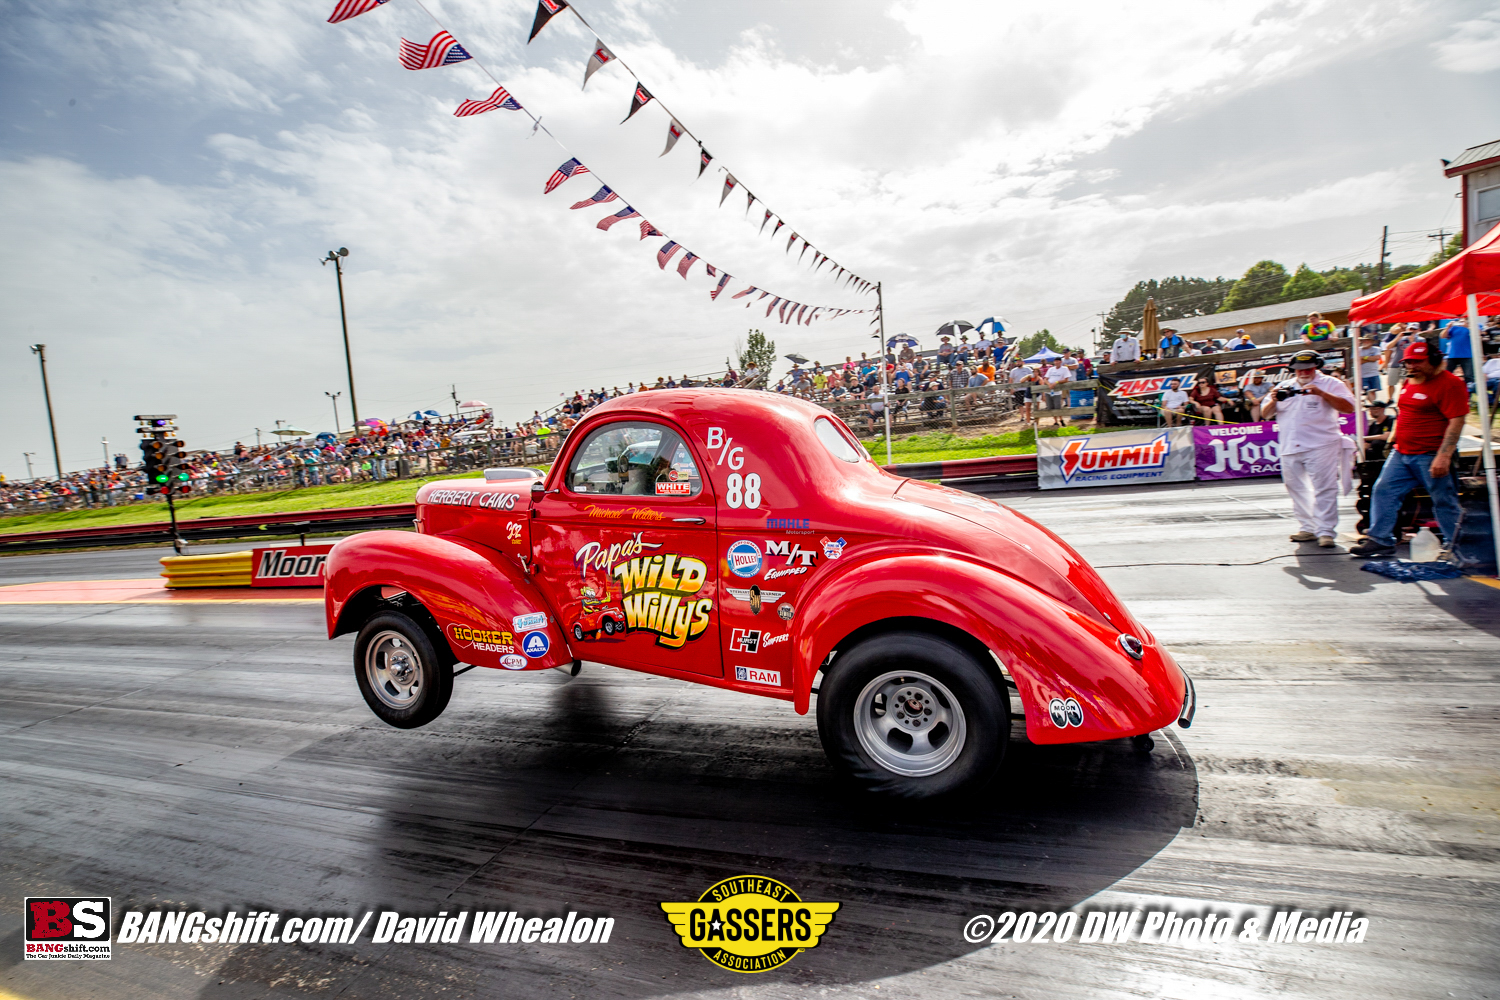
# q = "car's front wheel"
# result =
<box><xmin>816</xmin><ymin>631</ymin><xmax>1007</xmax><ymax>798</ymax></box>
<box><xmin>353</xmin><ymin>612</ymin><xmax>453</xmax><ymax>729</ymax></box>
<box><xmin>573</xmin><ymin>623</ymin><xmax>586</xmax><ymax>641</ymax></box>
<box><xmin>602</xmin><ymin>618</ymin><xmax>616</xmax><ymax>635</ymax></box>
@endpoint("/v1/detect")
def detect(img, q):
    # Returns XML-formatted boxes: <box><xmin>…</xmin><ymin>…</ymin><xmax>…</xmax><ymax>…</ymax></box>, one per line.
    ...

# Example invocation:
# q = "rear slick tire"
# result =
<box><xmin>816</xmin><ymin>631</ymin><xmax>1007</xmax><ymax>799</ymax></box>
<box><xmin>353</xmin><ymin>611</ymin><xmax>453</xmax><ymax>729</ymax></box>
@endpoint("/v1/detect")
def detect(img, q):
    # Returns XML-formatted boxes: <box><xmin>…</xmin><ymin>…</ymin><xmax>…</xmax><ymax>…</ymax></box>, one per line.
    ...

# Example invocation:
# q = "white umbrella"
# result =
<box><xmin>271</xmin><ymin>426</ymin><xmax>310</xmax><ymax>436</ymax></box>
<box><xmin>458</xmin><ymin>399</ymin><xmax>490</xmax><ymax>409</ymax></box>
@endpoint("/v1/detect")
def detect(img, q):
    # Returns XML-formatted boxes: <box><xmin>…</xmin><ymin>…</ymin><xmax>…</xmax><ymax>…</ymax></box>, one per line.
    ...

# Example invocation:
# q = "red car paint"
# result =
<box><xmin>325</xmin><ymin>390</ymin><xmax>1190</xmax><ymax>743</ymax></box>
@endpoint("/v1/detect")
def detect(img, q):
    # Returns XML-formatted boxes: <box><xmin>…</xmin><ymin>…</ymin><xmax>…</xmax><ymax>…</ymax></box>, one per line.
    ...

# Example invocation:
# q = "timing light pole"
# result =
<box><xmin>325</xmin><ymin>391</ymin><xmax>343</xmax><ymax>434</ymax></box>
<box><xmin>29</xmin><ymin>344</ymin><xmax>62</xmax><ymax>478</ymax></box>
<box><xmin>322</xmin><ymin>248</ymin><xmax>360</xmax><ymax>429</ymax></box>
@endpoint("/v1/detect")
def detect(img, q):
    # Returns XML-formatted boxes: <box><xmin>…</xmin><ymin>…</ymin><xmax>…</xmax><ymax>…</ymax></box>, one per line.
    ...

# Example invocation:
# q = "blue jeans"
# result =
<box><xmin>1367</xmin><ymin>450</ymin><xmax>1461</xmax><ymax>547</ymax></box>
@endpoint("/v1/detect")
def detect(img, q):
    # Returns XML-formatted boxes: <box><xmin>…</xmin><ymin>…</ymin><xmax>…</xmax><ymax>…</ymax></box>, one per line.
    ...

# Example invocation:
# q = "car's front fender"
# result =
<box><xmin>325</xmin><ymin>530</ymin><xmax>572</xmax><ymax>671</ymax></box>
<box><xmin>792</xmin><ymin>551</ymin><xmax>1185</xmax><ymax>743</ymax></box>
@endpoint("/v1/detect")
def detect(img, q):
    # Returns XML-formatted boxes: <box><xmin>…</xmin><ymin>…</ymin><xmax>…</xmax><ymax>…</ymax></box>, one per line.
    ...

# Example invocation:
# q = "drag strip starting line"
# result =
<box><xmin>0</xmin><ymin>579</ymin><xmax>324</xmax><ymax>604</ymax></box>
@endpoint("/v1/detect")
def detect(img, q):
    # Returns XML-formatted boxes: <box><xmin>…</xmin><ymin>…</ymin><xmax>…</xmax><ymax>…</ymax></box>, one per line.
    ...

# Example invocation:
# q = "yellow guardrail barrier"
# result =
<box><xmin>160</xmin><ymin>550</ymin><xmax>253</xmax><ymax>588</ymax></box>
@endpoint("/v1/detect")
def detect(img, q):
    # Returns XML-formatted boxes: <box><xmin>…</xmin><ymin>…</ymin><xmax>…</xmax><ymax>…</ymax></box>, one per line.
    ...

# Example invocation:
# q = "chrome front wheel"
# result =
<box><xmin>364</xmin><ymin>630</ymin><xmax>423</xmax><ymax>710</ymax></box>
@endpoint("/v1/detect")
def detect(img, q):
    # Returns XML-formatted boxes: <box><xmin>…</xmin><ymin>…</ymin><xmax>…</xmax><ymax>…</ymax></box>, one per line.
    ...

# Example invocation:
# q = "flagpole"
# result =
<box><xmin>877</xmin><ymin>281</ymin><xmax>892</xmax><ymax>466</ymax></box>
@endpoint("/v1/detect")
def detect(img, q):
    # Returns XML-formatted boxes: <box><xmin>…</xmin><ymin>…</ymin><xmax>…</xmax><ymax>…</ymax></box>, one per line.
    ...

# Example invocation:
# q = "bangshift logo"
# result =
<box><xmin>1058</xmin><ymin>433</ymin><xmax>1171</xmax><ymax>484</ymax></box>
<box><xmin>24</xmin><ymin>897</ymin><xmax>111</xmax><ymax>960</ymax></box>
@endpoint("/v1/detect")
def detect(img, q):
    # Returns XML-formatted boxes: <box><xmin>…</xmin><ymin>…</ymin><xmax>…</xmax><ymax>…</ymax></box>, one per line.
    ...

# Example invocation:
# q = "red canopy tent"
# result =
<box><xmin>1349</xmin><ymin>222</ymin><xmax>1500</xmax><ymax>323</ymax></box>
<box><xmin>1349</xmin><ymin>221</ymin><xmax>1499</xmax><ymax>572</ymax></box>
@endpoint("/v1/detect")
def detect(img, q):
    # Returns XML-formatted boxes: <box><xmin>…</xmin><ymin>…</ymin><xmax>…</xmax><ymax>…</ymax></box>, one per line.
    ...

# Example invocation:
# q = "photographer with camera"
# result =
<box><xmin>1261</xmin><ymin>349</ymin><xmax>1355</xmax><ymax>547</ymax></box>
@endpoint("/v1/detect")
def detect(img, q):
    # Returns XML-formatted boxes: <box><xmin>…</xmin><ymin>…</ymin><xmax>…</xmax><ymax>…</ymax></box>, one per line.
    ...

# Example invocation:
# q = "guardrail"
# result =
<box><xmin>0</xmin><ymin>504</ymin><xmax>418</xmax><ymax>554</ymax></box>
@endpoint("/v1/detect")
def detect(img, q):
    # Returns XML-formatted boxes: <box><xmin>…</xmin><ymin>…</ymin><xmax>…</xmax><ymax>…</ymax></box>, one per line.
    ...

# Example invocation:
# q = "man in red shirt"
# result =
<box><xmin>1350</xmin><ymin>340</ymin><xmax>1469</xmax><ymax>557</ymax></box>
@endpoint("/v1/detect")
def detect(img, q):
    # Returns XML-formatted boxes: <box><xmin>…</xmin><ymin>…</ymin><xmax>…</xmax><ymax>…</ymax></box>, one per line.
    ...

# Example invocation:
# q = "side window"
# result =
<box><xmin>566</xmin><ymin>422</ymin><xmax>702</xmax><ymax>498</ymax></box>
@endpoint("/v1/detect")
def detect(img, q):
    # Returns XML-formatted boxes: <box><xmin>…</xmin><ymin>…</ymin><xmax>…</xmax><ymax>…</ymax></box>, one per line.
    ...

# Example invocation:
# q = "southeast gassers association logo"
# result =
<box><xmin>25</xmin><ymin>897</ymin><xmax>112</xmax><ymax>960</ymax></box>
<box><xmin>660</xmin><ymin>877</ymin><xmax>839</xmax><ymax>973</ymax></box>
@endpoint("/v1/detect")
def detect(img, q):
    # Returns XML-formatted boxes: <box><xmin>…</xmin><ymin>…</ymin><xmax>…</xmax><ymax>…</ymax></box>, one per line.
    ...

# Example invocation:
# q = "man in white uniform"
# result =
<box><xmin>1111</xmin><ymin>332</ymin><xmax>1141</xmax><ymax>364</ymax></box>
<box><xmin>1260</xmin><ymin>349</ymin><xmax>1355</xmax><ymax>547</ymax></box>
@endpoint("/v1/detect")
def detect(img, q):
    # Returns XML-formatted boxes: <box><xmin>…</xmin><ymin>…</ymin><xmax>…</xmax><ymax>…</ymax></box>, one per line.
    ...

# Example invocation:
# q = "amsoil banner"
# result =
<box><xmin>1038</xmin><ymin>427</ymin><xmax>1196</xmax><ymax>490</ymax></box>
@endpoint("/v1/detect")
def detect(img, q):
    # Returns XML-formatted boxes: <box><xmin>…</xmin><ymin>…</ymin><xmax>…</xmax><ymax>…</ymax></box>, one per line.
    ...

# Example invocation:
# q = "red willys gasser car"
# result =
<box><xmin>325</xmin><ymin>390</ymin><xmax>1194</xmax><ymax>799</ymax></box>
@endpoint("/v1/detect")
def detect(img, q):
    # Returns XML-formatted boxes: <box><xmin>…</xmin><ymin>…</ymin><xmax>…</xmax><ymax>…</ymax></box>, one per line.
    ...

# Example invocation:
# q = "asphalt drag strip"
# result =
<box><xmin>0</xmin><ymin>480</ymin><xmax>1496</xmax><ymax>999</ymax></box>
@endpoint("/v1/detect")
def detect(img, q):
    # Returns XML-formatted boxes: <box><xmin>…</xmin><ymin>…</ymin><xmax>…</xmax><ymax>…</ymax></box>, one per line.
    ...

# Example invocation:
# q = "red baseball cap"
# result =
<box><xmin>1402</xmin><ymin>340</ymin><xmax>1433</xmax><ymax>362</ymax></box>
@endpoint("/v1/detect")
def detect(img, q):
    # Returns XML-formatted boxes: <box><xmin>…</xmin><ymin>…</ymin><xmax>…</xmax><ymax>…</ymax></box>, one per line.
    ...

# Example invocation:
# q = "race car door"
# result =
<box><xmin>531</xmin><ymin>419</ymin><xmax>722</xmax><ymax>678</ymax></box>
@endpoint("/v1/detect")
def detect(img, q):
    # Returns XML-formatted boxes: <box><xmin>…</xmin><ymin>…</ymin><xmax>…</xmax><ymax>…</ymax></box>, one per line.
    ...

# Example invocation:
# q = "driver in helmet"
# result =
<box><xmin>1259</xmin><ymin>349</ymin><xmax>1355</xmax><ymax>548</ymax></box>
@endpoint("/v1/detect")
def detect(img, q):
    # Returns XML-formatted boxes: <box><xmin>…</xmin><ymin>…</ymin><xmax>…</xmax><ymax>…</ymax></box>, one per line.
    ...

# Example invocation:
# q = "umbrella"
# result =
<box><xmin>887</xmin><ymin>333</ymin><xmax>919</xmax><ymax>349</ymax></box>
<box><xmin>422</xmin><ymin>409</ymin><xmax>442</xmax><ymax>418</ymax></box>
<box><xmin>458</xmin><ymin>399</ymin><xmax>489</xmax><ymax>409</ymax></box>
<box><xmin>1141</xmin><ymin>296</ymin><xmax>1161</xmax><ymax>354</ymax></box>
<box><xmin>935</xmin><ymin>320</ymin><xmax>974</xmax><ymax>339</ymax></box>
<box><xmin>784</xmin><ymin>353</ymin><xmax>809</xmax><ymax>365</ymax></box>
<box><xmin>271</xmin><ymin>426</ymin><xmax>310</xmax><ymax>436</ymax></box>
<box><xmin>315</xmin><ymin>432</ymin><xmax>338</xmax><ymax>442</ymax></box>
<box><xmin>977</xmin><ymin>317</ymin><xmax>1007</xmax><ymax>334</ymax></box>
<box><xmin>361</xmin><ymin>418</ymin><xmax>386</xmax><ymax>427</ymax></box>
<box><xmin>1024</xmin><ymin>347</ymin><xmax>1064</xmax><ymax>363</ymax></box>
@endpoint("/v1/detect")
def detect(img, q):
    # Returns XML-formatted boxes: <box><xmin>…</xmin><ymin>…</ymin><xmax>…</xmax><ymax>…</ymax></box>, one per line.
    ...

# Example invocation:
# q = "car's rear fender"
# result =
<box><xmin>325</xmin><ymin>530</ymin><xmax>572</xmax><ymax>671</ymax></box>
<box><xmin>792</xmin><ymin>552</ymin><xmax>1185</xmax><ymax>743</ymax></box>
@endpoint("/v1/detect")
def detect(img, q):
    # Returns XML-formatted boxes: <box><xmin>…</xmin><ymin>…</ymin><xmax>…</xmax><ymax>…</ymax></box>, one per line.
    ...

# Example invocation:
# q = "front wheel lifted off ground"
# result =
<box><xmin>816</xmin><ymin>631</ymin><xmax>1008</xmax><ymax>799</ymax></box>
<box><xmin>354</xmin><ymin>611</ymin><xmax>454</xmax><ymax>729</ymax></box>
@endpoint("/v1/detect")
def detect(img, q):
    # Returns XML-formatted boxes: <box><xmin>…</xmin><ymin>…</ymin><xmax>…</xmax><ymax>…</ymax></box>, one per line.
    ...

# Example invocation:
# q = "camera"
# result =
<box><xmin>1275</xmin><ymin>387</ymin><xmax>1310</xmax><ymax>401</ymax></box>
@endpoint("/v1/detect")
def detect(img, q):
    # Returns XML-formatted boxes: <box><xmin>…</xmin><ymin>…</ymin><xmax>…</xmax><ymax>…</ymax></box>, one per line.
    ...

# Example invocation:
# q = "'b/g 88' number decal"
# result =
<box><xmin>725</xmin><ymin>473</ymin><xmax>761</xmax><ymax>509</ymax></box>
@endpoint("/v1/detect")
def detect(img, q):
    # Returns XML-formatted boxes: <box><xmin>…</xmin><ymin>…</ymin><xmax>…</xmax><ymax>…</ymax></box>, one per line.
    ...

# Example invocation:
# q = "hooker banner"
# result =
<box><xmin>1195</xmin><ymin>415</ymin><xmax>1357</xmax><ymax>481</ymax></box>
<box><xmin>1038</xmin><ymin>426</ymin><xmax>1196</xmax><ymax>490</ymax></box>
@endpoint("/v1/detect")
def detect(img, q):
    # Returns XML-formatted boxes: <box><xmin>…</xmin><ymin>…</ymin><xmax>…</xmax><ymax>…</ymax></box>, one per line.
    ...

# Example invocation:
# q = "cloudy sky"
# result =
<box><xmin>2</xmin><ymin>0</ymin><xmax>1498</xmax><ymax>479</ymax></box>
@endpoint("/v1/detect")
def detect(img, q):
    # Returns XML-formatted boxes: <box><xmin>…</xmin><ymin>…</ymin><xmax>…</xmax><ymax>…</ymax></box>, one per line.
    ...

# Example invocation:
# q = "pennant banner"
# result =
<box><xmin>745</xmin><ymin>189</ymin><xmax>755</xmax><ymax>215</ymax></box>
<box><xmin>582</xmin><ymin>39</ymin><xmax>615</xmax><ymax>88</ymax></box>
<box><xmin>760</xmin><ymin>210</ymin><xmax>773</xmax><ymax>234</ymax></box>
<box><xmin>787</xmin><ymin>232</ymin><xmax>799</xmax><ymax>253</ymax></box>
<box><xmin>698</xmin><ymin>147</ymin><xmax>713</xmax><ymax>178</ymax></box>
<box><xmin>719</xmin><ymin>174</ymin><xmax>737</xmax><ymax>207</ymax></box>
<box><xmin>399</xmin><ymin>31</ymin><xmax>471</xmax><ymax>70</ymax></box>
<box><xmin>528</xmin><ymin>0</ymin><xmax>569</xmax><ymax>43</ymax></box>
<box><xmin>624</xmin><ymin>82</ymin><xmax>653</xmax><ymax>122</ymax></box>
<box><xmin>544</xmin><ymin>158</ymin><xmax>589</xmax><ymax>193</ymax></box>
<box><xmin>327</xmin><ymin>0</ymin><xmax>388</xmax><ymax>24</ymax></box>
<box><xmin>454</xmin><ymin>86</ymin><xmax>521</xmax><ymax>117</ymax></box>
<box><xmin>596</xmin><ymin>205</ymin><xmax>639</xmax><ymax>231</ymax></box>
<box><xmin>661</xmin><ymin>119</ymin><xmax>684</xmax><ymax>157</ymax></box>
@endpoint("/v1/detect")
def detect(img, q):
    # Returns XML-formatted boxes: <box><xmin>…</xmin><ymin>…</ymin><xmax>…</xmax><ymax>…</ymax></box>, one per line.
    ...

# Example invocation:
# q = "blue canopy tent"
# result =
<box><xmin>1023</xmin><ymin>346</ymin><xmax>1064</xmax><ymax>363</ymax></box>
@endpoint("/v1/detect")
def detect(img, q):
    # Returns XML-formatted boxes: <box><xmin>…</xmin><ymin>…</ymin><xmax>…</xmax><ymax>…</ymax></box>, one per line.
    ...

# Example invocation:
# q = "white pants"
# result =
<box><xmin>1282</xmin><ymin>444</ymin><xmax>1342</xmax><ymax>537</ymax></box>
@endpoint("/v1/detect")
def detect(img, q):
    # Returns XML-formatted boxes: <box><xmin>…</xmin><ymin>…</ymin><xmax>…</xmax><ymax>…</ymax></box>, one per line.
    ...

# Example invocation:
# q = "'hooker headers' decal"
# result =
<box><xmin>660</xmin><ymin>876</ymin><xmax>839</xmax><ymax>973</ymax></box>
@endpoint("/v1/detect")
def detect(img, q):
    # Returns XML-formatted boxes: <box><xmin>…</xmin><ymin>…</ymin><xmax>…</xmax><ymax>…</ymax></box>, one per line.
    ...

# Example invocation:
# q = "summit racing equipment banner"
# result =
<box><xmin>1038</xmin><ymin>427</ymin><xmax>1195</xmax><ymax>489</ymax></box>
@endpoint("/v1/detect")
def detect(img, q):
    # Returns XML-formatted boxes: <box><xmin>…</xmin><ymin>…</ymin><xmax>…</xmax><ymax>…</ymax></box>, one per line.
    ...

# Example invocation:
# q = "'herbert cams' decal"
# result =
<box><xmin>575</xmin><ymin>533</ymin><xmax>713</xmax><ymax>648</ymax></box>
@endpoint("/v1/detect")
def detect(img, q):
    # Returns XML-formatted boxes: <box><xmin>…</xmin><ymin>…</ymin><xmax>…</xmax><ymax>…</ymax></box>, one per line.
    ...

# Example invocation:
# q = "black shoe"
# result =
<box><xmin>1348</xmin><ymin>538</ymin><xmax>1396</xmax><ymax>558</ymax></box>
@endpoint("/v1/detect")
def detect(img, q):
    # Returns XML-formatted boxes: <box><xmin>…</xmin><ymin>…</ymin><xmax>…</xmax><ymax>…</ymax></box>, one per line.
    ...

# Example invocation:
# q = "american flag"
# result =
<box><xmin>596</xmin><ymin>205</ymin><xmax>639</xmax><ymax>232</ymax></box>
<box><xmin>327</xmin><ymin>0</ymin><xmax>388</xmax><ymax>24</ymax></box>
<box><xmin>571</xmin><ymin>185</ymin><xmax>618</xmax><ymax>210</ymax></box>
<box><xmin>677</xmin><ymin>252</ymin><xmax>698</xmax><ymax>278</ymax></box>
<box><xmin>796</xmin><ymin>305</ymin><xmax>809</xmax><ymax>324</ymax></box>
<box><xmin>399</xmin><ymin>31</ymin><xmax>472</xmax><ymax>71</ymax></box>
<box><xmin>704</xmin><ymin>264</ymin><xmax>717</xmax><ymax>277</ymax></box>
<box><xmin>710</xmin><ymin>273</ymin><xmax>731</xmax><ymax>301</ymax></box>
<box><xmin>766</xmin><ymin>296</ymin><xmax>781</xmax><ymax>317</ymax></box>
<box><xmin>544</xmin><ymin>158</ymin><xmax>589</xmax><ymax>194</ymax></box>
<box><xmin>529</xmin><ymin>0</ymin><xmax>569</xmax><ymax>43</ymax></box>
<box><xmin>731</xmin><ymin>286</ymin><xmax>758</xmax><ymax>300</ymax></box>
<box><xmin>778</xmin><ymin>300</ymin><xmax>791</xmax><ymax>323</ymax></box>
<box><xmin>657</xmin><ymin>241</ymin><xmax>684</xmax><ymax>270</ymax></box>
<box><xmin>639</xmin><ymin>221</ymin><xmax>662</xmax><ymax>240</ymax></box>
<box><xmin>453</xmin><ymin>86</ymin><xmax>522</xmax><ymax>117</ymax></box>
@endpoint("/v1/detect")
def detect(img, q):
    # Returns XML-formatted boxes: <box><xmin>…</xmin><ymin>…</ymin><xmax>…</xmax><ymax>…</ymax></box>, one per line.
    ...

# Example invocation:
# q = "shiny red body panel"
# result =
<box><xmin>325</xmin><ymin>389</ymin><xmax>1188</xmax><ymax>742</ymax></box>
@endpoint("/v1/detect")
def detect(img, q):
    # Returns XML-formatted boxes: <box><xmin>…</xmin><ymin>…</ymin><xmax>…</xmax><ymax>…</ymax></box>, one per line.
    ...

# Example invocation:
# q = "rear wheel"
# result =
<box><xmin>353</xmin><ymin>612</ymin><xmax>453</xmax><ymax>729</ymax></box>
<box><xmin>816</xmin><ymin>631</ymin><xmax>1007</xmax><ymax>798</ymax></box>
<box><xmin>573</xmin><ymin>623</ymin><xmax>585</xmax><ymax>641</ymax></box>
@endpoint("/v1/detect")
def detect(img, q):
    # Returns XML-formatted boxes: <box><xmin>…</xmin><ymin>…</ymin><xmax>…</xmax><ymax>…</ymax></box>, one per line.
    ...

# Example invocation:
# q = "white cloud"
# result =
<box><xmin>1433</xmin><ymin>6</ymin><xmax>1500</xmax><ymax>71</ymax></box>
